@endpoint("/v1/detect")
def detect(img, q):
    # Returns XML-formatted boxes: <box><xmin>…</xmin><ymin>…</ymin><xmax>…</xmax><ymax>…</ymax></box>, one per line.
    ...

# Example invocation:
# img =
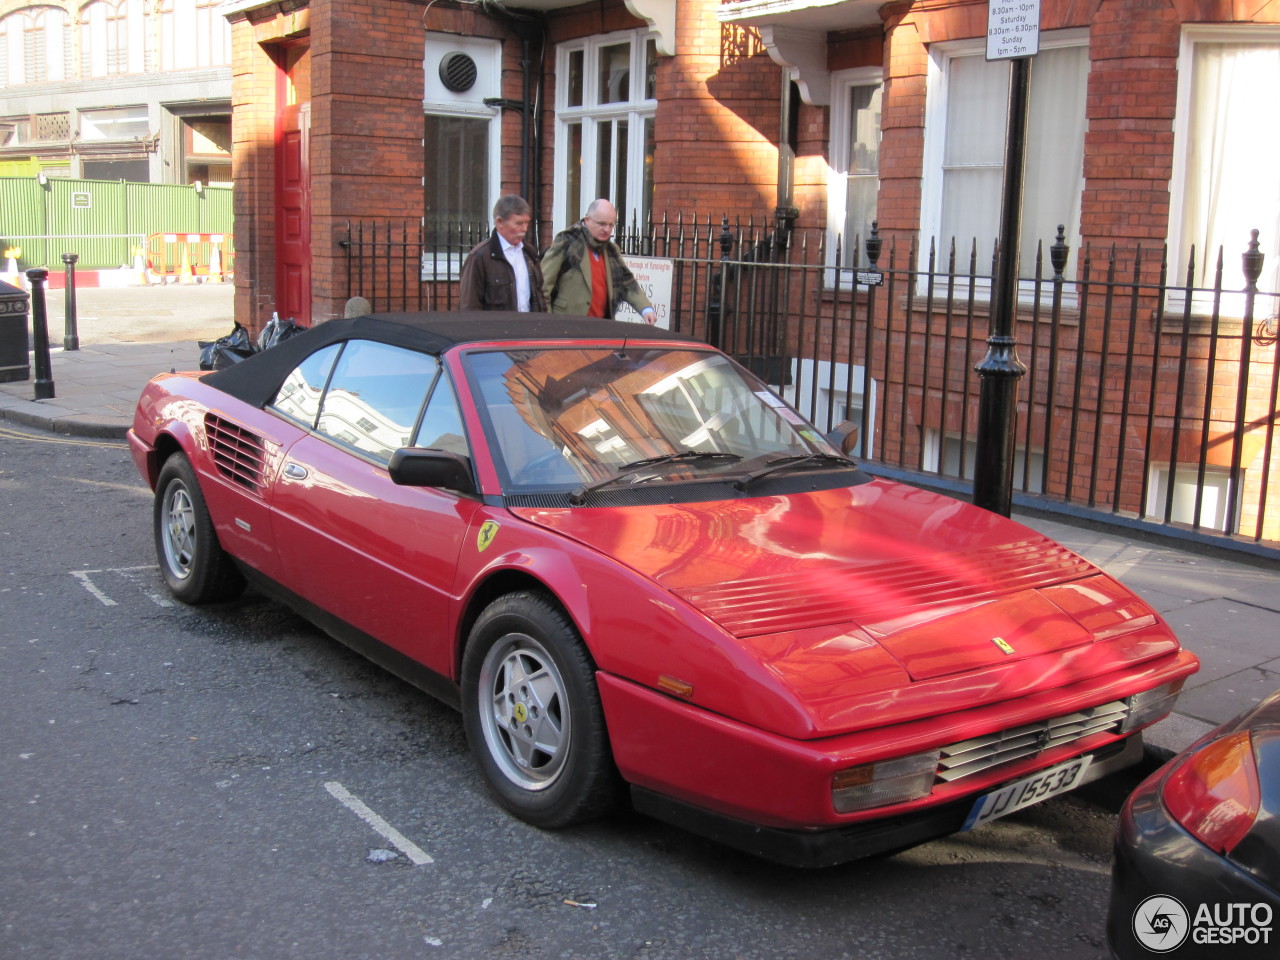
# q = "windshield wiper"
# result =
<box><xmin>732</xmin><ymin>453</ymin><xmax>858</xmax><ymax>491</ymax></box>
<box><xmin>569</xmin><ymin>451</ymin><xmax>742</xmax><ymax>505</ymax></box>
<box><xmin>619</xmin><ymin>451</ymin><xmax>742</xmax><ymax>471</ymax></box>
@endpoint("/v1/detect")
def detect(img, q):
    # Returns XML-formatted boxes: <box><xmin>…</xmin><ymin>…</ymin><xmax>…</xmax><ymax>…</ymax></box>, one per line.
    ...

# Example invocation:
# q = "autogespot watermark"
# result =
<box><xmin>1132</xmin><ymin>895</ymin><xmax>1273</xmax><ymax>952</ymax></box>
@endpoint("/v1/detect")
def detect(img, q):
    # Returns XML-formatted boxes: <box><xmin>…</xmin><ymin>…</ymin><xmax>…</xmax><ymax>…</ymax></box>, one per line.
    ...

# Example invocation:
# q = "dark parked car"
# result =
<box><xmin>129</xmin><ymin>311</ymin><xmax>1199</xmax><ymax>866</ymax></box>
<box><xmin>1107</xmin><ymin>690</ymin><xmax>1280</xmax><ymax>958</ymax></box>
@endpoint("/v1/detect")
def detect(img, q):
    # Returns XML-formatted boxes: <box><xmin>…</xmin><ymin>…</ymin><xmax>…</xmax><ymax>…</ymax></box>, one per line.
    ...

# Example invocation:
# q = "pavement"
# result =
<box><xmin>1</xmin><ymin>283</ymin><xmax>1278</xmax><ymax>758</ymax></box>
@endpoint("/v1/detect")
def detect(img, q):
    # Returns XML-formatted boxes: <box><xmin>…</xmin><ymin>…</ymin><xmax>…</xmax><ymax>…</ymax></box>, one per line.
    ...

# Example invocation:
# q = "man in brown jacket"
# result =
<box><xmin>459</xmin><ymin>196</ymin><xmax>547</xmax><ymax>312</ymax></box>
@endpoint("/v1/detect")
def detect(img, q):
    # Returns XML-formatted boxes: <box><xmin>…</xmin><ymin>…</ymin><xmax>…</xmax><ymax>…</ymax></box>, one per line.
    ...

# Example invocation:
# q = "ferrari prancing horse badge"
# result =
<box><xmin>477</xmin><ymin>520</ymin><xmax>500</xmax><ymax>553</ymax></box>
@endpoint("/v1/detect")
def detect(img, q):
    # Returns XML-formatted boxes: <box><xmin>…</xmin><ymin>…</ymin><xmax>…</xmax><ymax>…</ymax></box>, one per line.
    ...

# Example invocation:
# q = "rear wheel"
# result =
<box><xmin>153</xmin><ymin>453</ymin><xmax>245</xmax><ymax>604</ymax></box>
<box><xmin>461</xmin><ymin>591</ymin><xmax>622</xmax><ymax>828</ymax></box>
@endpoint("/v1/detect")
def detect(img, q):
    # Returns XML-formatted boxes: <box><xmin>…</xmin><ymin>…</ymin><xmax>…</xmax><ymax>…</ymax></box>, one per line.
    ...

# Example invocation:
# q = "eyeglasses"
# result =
<box><xmin>586</xmin><ymin>216</ymin><xmax>616</xmax><ymax>230</ymax></box>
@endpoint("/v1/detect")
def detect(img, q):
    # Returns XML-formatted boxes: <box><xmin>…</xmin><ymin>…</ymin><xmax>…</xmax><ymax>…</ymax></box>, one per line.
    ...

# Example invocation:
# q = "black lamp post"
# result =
<box><xmin>973</xmin><ymin>56</ymin><xmax>1032</xmax><ymax>517</ymax></box>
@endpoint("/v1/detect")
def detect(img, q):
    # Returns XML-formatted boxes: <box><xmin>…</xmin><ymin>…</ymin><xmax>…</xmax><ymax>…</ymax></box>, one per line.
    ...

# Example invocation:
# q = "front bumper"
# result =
<box><xmin>635</xmin><ymin>733</ymin><xmax>1143</xmax><ymax>868</ymax></box>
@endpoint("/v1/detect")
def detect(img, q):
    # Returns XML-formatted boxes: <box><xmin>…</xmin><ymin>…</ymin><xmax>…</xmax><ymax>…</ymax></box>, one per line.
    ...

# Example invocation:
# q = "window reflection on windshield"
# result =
<box><xmin>465</xmin><ymin>347</ymin><xmax>833</xmax><ymax>491</ymax></box>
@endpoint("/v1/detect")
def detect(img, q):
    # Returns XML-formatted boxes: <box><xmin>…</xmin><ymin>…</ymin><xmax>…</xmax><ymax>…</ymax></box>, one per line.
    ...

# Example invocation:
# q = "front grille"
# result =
<box><xmin>937</xmin><ymin>699</ymin><xmax>1128</xmax><ymax>783</ymax></box>
<box><xmin>205</xmin><ymin>414</ymin><xmax>267</xmax><ymax>491</ymax></box>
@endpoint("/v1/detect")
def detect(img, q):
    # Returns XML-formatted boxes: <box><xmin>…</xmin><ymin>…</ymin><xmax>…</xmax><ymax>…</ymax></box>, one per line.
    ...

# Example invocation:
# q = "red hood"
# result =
<box><xmin>511</xmin><ymin>480</ymin><xmax>1162</xmax><ymax>683</ymax></box>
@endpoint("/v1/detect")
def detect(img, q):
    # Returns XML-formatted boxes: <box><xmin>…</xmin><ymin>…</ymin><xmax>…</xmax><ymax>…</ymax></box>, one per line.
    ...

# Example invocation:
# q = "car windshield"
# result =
<box><xmin>464</xmin><ymin>345</ymin><xmax>847</xmax><ymax>496</ymax></box>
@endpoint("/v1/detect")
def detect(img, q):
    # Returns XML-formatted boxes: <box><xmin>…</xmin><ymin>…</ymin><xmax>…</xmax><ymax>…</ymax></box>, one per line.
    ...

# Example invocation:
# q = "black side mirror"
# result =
<box><xmin>388</xmin><ymin>447</ymin><xmax>476</xmax><ymax>494</ymax></box>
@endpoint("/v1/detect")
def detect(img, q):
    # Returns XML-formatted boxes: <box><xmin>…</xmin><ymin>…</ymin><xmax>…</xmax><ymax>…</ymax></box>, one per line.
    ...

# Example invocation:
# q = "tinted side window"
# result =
<box><xmin>413</xmin><ymin>378</ymin><xmax>468</xmax><ymax>456</ymax></box>
<box><xmin>272</xmin><ymin>342</ymin><xmax>341</xmax><ymax>427</ymax></box>
<box><xmin>315</xmin><ymin>341</ymin><xmax>437</xmax><ymax>463</ymax></box>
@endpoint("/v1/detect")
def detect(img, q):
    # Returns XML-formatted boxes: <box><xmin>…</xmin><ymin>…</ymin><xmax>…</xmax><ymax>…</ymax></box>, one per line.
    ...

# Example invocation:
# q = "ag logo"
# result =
<box><xmin>991</xmin><ymin>636</ymin><xmax>1016</xmax><ymax>655</ymax></box>
<box><xmin>476</xmin><ymin>520</ymin><xmax>500</xmax><ymax>553</ymax></box>
<box><xmin>1133</xmin><ymin>894</ymin><xmax>1190</xmax><ymax>952</ymax></box>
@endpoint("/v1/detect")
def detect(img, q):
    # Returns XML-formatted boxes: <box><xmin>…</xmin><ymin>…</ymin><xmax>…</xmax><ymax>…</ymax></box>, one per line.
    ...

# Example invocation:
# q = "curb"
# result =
<box><xmin>0</xmin><ymin>399</ymin><xmax>130</xmax><ymax>439</ymax></box>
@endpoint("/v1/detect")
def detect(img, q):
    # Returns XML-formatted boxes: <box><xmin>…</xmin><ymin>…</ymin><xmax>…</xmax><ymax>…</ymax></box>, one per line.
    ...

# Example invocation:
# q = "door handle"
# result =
<box><xmin>284</xmin><ymin>463</ymin><xmax>308</xmax><ymax>480</ymax></box>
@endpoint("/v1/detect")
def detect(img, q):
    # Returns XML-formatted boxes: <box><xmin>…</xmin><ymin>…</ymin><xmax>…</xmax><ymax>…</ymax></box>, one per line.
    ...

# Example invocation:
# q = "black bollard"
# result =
<box><xmin>61</xmin><ymin>253</ymin><xmax>80</xmax><ymax>351</ymax></box>
<box><xmin>26</xmin><ymin>268</ymin><xmax>55</xmax><ymax>400</ymax></box>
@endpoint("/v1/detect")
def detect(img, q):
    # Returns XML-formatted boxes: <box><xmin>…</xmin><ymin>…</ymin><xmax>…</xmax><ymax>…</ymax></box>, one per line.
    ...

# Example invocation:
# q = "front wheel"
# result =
<box><xmin>153</xmin><ymin>453</ymin><xmax>245</xmax><ymax>604</ymax></box>
<box><xmin>461</xmin><ymin>591</ymin><xmax>622</xmax><ymax>828</ymax></box>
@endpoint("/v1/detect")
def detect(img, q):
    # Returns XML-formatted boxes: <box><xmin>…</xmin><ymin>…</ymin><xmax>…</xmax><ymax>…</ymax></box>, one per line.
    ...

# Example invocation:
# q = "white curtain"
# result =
<box><xmin>940</xmin><ymin>54</ymin><xmax>1007</xmax><ymax>258</ymax></box>
<box><xmin>1023</xmin><ymin>46</ymin><xmax>1088</xmax><ymax>274</ymax></box>
<box><xmin>1182</xmin><ymin>42</ymin><xmax>1280</xmax><ymax>293</ymax></box>
<box><xmin>842</xmin><ymin>83</ymin><xmax>882</xmax><ymax>267</ymax></box>
<box><xmin>940</xmin><ymin>45</ymin><xmax>1088</xmax><ymax>276</ymax></box>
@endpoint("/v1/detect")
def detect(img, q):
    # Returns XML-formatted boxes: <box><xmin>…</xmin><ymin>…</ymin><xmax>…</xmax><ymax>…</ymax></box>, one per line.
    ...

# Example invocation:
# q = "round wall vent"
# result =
<box><xmin>439</xmin><ymin>52</ymin><xmax>478</xmax><ymax>94</ymax></box>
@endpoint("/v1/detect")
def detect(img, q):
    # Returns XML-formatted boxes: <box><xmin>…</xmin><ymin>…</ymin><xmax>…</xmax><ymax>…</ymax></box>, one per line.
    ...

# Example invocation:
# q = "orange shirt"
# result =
<box><xmin>588</xmin><ymin>248</ymin><xmax>608</xmax><ymax>318</ymax></box>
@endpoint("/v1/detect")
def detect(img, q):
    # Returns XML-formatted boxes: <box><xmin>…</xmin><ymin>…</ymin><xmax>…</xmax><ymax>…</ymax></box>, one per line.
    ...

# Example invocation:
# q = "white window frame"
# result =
<box><xmin>79</xmin><ymin>0</ymin><xmax>146</xmax><ymax>78</ymax></box>
<box><xmin>553</xmin><ymin>28</ymin><xmax>657</xmax><ymax>233</ymax></box>
<box><xmin>826</xmin><ymin>66</ymin><xmax>883</xmax><ymax>283</ymax></box>
<box><xmin>0</xmin><ymin>18</ymin><xmax>9</xmax><ymax>88</ymax></box>
<box><xmin>1145</xmin><ymin>463</ymin><xmax>1237</xmax><ymax>534</ymax></box>
<box><xmin>79</xmin><ymin>104</ymin><xmax>150</xmax><ymax>141</ymax></box>
<box><xmin>157</xmin><ymin>0</ymin><xmax>233</xmax><ymax>71</ymax></box>
<box><xmin>18</xmin><ymin>7</ymin><xmax>69</xmax><ymax>84</ymax></box>
<box><xmin>920</xmin><ymin>30</ymin><xmax>1087</xmax><ymax>298</ymax></box>
<box><xmin>422</xmin><ymin>35</ymin><xmax>502</xmax><ymax>278</ymax></box>
<box><xmin>1167</xmin><ymin>25</ymin><xmax>1280</xmax><ymax>316</ymax></box>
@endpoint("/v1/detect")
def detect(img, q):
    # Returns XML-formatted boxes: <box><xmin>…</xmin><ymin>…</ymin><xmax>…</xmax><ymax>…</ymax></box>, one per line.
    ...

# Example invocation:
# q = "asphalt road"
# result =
<box><xmin>0</xmin><ymin>419</ymin><xmax>1152</xmax><ymax>959</ymax></box>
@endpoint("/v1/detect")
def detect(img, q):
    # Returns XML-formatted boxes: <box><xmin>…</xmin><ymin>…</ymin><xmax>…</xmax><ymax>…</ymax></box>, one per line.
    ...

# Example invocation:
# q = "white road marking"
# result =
<box><xmin>71</xmin><ymin>566</ymin><xmax>173</xmax><ymax>607</ymax></box>
<box><xmin>71</xmin><ymin>570</ymin><xmax>118</xmax><ymax>606</ymax></box>
<box><xmin>115</xmin><ymin>566</ymin><xmax>175</xmax><ymax>608</ymax></box>
<box><xmin>324</xmin><ymin>781</ymin><xmax>433</xmax><ymax>865</ymax></box>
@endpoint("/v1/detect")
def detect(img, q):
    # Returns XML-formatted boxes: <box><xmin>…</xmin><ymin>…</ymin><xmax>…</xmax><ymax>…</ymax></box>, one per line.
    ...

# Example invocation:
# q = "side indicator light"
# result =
<box><xmin>832</xmin><ymin>751</ymin><xmax>940</xmax><ymax>813</ymax></box>
<box><xmin>657</xmin><ymin>675</ymin><xmax>694</xmax><ymax>698</ymax></box>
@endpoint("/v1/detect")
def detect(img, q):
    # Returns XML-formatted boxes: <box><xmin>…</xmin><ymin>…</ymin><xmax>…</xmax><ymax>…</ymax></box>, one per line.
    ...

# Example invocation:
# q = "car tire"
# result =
<box><xmin>461</xmin><ymin>591</ymin><xmax>623</xmax><ymax>829</ymax></box>
<box><xmin>153</xmin><ymin>452</ymin><xmax>245</xmax><ymax>604</ymax></box>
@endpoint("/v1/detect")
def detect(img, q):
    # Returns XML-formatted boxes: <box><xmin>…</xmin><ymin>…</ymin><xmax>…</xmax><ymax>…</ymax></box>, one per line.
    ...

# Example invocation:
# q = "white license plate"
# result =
<box><xmin>962</xmin><ymin>755</ymin><xmax>1093</xmax><ymax>831</ymax></box>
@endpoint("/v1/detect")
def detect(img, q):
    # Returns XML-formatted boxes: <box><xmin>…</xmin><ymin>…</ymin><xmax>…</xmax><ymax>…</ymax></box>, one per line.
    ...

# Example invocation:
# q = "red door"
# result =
<box><xmin>275</xmin><ymin>48</ymin><xmax>310</xmax><ymax>325</ymax></box>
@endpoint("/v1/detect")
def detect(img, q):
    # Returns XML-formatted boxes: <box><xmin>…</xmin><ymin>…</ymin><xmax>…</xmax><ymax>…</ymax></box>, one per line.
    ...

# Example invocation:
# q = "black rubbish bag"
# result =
<box><xmin>198</xmin><ymin>322</ymin><xmax>256</xmax><ymax>371</ymax></box>
<box><xmin>257</xmin><ymin>315</ymin><xmax>305</xmax><ymax>351</ymax></box>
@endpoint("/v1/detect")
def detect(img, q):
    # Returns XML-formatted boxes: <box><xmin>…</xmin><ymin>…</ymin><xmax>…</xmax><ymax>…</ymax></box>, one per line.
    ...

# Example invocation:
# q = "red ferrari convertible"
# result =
<box><xmin>128</xmin><ymin>312</ymin><xmax>1198</xmax><ymax>866</ymax></box>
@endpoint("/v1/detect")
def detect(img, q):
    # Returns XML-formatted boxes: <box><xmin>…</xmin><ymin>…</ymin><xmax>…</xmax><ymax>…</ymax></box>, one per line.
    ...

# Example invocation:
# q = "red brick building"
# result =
<box><xmin>220</xmin><ymin>0</ymin><xmax>1278</xmax><ymax>324</ymax></box>
<box><xmin>220</xmin><ymin>0</ymin><xmax>1279</xmax><ymax>545</ymax></box>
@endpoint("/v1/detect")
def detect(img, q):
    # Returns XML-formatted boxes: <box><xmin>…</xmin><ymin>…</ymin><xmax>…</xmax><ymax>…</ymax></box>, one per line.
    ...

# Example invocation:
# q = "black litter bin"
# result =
<box><xmin>0</xmin><ymin>278</ymin><xmax>30</xmax><ymax>383</ymax></box>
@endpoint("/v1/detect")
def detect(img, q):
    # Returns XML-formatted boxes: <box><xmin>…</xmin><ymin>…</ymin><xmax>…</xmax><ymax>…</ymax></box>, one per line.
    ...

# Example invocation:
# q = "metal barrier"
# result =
<box><xmin>145</xmin><ymin>233</ymin><xmax>235</xmax><ymax>283</ymax></box>
<box><xmin>341</xmin><ymin>215</ymin><xmax>1280</xmax><ymax>563</ymax></box>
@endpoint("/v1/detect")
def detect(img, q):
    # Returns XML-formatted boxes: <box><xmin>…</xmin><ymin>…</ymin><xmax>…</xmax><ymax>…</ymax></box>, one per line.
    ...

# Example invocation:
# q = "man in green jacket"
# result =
<box><xmin>541</xmin><ymin>199</ymin><xmax>658</xmax><ymax>324</ymax></box>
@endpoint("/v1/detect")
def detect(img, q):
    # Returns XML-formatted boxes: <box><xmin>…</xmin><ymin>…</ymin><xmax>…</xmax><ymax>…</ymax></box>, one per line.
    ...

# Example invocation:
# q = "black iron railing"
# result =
<box><xmin>340</xmin><ymin>216</ymin><xmax>1280</xmax><ymax>561</ymax></box>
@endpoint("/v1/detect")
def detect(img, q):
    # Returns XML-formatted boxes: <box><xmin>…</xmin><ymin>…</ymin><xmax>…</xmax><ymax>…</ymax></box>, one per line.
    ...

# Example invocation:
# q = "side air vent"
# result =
<box><xmin>439</xmin><ymin>52</ymin><xmax>478</xmax><ymax>93</ymax></box>
<box><xmin>205</xmin><ymin>414</ymin><xmax>267</xmax><ymax>491</ymax></box>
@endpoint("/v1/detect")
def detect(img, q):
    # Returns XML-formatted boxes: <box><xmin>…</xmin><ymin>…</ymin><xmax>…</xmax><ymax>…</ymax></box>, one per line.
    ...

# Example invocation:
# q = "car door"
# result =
<box><xmin>268</xmin><ymin>339</ymin><xmax>480</xmax><ymax>677</ymax></box>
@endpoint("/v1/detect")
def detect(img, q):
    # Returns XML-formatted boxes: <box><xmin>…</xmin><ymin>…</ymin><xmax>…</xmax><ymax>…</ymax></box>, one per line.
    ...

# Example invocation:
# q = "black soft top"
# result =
<box><xmin>202</xmin><ymin>311</ymin><xmax>704</xmax><ymax>407</ymax></box>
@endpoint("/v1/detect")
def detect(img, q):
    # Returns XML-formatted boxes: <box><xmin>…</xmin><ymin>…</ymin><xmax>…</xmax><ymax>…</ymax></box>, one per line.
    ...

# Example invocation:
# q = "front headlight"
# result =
<box><xmin>832</xmin><ymin>751</ymin><xmax>940</xmax><ymax>813</ymax></box>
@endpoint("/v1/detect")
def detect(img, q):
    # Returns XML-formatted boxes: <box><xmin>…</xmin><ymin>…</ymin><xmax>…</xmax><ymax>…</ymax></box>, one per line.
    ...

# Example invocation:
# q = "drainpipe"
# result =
<box><xmin>486</xmin><ymin>15</ymin><xmax>545</xmax><ymax>241</ymax></box>
<box><xmin>775</xmin><ymin>75</ymin><xmax>800</xmax><ymax>246</ymax></box>
<box><xmin>519</xmin><ymin>31</ymin><xmax>531</xmax><ymax>201</ymax></box>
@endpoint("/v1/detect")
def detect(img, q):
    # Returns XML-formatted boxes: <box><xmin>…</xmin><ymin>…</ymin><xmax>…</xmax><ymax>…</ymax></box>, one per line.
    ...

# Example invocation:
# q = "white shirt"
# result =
<box><xmin>499</xmin><ymin>234</ymin><xmax>532</xmax><ymax>312</ymax></box>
